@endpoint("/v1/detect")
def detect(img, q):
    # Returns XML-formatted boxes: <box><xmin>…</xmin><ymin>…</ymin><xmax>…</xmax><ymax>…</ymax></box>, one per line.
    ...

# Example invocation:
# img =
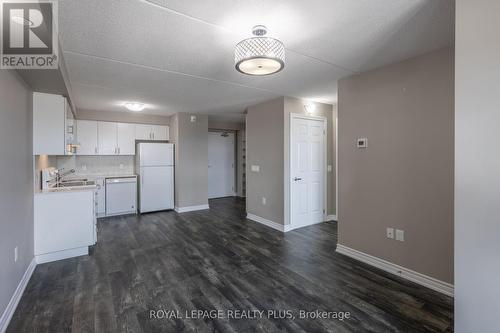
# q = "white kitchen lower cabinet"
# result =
<box><xmin>34</xmin><ymin>190</ymin><xmax>96</xmax><ymax>264</ymax></box>
<box><xmin>95</xmin><ymin>177</ymin><xmax>106</xmax><ymax>217</ymax></box>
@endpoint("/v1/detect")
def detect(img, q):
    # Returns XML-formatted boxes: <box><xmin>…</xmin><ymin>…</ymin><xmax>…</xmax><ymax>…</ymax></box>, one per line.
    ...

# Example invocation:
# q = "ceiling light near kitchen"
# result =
<box><xmin>235</xmin><ymin>25</ymin><xmax>285</xmax><ymax>76</ymax></box>
<box><xmin>123</xmin><ymin>102</ymin><xmax>146</xmax><ymax>112</ymax></box>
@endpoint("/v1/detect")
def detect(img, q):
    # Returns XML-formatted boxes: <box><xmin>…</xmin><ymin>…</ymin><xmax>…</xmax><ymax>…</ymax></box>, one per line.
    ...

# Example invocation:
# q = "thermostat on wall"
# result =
<box><xmin>357</xmin><ymin>138</ymin><xmax>368</xmax><ymax>148</ymax></box>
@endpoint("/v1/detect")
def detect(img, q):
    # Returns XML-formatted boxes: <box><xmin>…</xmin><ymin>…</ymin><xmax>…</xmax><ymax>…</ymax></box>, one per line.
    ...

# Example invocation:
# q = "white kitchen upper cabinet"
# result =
<box><xmin>117</xmin><ymin>123</ymin><xmax>136</xmax><ymax>155</ymax></box>
<box><xmin>76</xmin><ymin>120</ymin><xmax>98</xmax><ymax>155</ymax></box>
<box><xmin>33</xmin><ymin>92</ymin><xmax>66</xmax><ymax>155</ymax></box>
<box><xmin>98</xmin><ymin>122</ymin><xmax>118</xmax><ymax>155</ymax></box>
<box><xmin>135</xmin><ymin>124</ymin><xmax>169</xmax><ymax>141</ymax></box>
<box><xmin>135</xmin><ymin>124</ymin><xmax>152</xmax><ymax>140</ymax></box>
<box><xmin>152</xmin><ymin>125</ymin><xmax>168</xmax><ymax>141</ymax></box>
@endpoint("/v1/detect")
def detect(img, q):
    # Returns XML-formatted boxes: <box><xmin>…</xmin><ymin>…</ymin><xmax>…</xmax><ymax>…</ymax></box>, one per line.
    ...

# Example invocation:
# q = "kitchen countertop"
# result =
<box><xmin>35</xmin><ymin>174</ymin><xmax>137</xmax><ymax>195</ymax></box>
<box><xmin>72</xmin><ymin>173</ymin><xmax>138</xmax><ymax>179</ymax></box>
<box><xmin>36</xmin><ymin>184</ymin><xmax>98</xmax><ymax>195</ymax></box>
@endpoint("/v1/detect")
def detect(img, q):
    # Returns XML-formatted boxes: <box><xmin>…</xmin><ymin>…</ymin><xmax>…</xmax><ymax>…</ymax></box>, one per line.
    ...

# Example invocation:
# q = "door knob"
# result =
<box><xmin>294</xmin><ymin>177</ymin><xmax>302</xmax><ymax>181</ymax></box>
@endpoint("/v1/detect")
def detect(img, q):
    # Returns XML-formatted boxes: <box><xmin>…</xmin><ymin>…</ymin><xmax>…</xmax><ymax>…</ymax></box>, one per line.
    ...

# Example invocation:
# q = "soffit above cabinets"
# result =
<box><xmin>58</xmin><ymin>0</ymin><xmax>454</xmax><ymax>116</ymax></box>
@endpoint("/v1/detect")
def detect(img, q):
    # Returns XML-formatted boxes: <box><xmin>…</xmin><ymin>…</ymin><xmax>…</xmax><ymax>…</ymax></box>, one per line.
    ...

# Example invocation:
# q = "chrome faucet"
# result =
<box><xmin>54</xmin><ymin>168</ymin><xmax>75</xmax><ymax>184</ymax></box>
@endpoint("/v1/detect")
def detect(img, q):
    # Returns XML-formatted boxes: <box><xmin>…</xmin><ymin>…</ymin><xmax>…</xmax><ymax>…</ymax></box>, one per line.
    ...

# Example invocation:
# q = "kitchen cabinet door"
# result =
<box><xmin>33</xmin><ymin>92</ymin><xmax>66</xmax><ymax>155</ymax></box>
<box><xmin>117</xmin><ymin>123</ymin><xmax>136</xmax><ymax>155</ymax></box>
<box><xmin>135</xmin><ymin>124</ymin><xmax>152</xmax><ymax>140</ymax></box>
<box><xmin>152</xmin><ymin>125</ymin><xmax>168</xmax><ymax>140</ymax></box>
<box><xmin>76</xmin><ymin>120</ymin><xmax>98</xmax><ymax>155</ymax></box>
<box><xmin>98</xmin><ymin>122</ymin><xmax>118</xmax><ymax>155</ymax></box>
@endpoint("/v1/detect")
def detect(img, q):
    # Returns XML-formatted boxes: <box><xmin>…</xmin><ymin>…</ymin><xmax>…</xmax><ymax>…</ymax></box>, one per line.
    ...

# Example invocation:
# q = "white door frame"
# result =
<box><xmin>285</xmin><ymin>113</ymin><xmax>328</xmax><ymax>230</ymax></box>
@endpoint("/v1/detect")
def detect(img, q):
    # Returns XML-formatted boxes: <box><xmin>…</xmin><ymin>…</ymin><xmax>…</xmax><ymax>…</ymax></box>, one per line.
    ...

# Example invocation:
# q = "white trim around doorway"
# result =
<box><xmin>285</xmin><ymin>113</ymin><xmax>328</xmax><ymax>229</ymax></box>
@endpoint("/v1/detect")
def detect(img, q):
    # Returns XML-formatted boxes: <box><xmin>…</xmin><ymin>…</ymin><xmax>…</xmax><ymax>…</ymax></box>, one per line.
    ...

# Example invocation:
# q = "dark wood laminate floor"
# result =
<box><xmin>8</xmin><ymin>197</ymin><xmax>453</xmax><ymax>332</ymax></box>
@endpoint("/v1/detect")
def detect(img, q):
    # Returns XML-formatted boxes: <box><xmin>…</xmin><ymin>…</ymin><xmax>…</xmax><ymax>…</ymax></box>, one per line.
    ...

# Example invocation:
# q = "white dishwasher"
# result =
<box><xmin>105</xmin><ymin>177</ymin><xmax>137</xmax><ymax>216</ymax></box>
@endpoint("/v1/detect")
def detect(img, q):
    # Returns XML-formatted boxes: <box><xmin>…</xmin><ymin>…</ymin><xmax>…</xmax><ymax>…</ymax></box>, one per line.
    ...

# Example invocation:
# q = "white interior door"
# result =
<box><xmin>208</xmin><ymin>132</ymin><xmax>235</xmax><ymax>199</ymax></box>
<box><xmin>290</xmin><ymin>116</ymin><xmax>326</xmax><ymax>229</ymax></box>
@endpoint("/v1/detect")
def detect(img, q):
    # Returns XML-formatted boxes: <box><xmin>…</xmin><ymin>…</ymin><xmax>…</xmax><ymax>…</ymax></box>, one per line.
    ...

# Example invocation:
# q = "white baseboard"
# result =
<box><xmin>175</xmin><ymin>204</ymin><xmax>210</xmax><ymax>213</ymax></box>
<box><xmin>35</xmin><ymin>247</ymin><xmax>88</xmax><ymax>265</ymax></box>
<box><xmin>326</xmin><ymin>215</ymin><xmax>337</xmax><ymax>221</ymax></box>
<box><xmin>247</xmin><ymin>214</ymin><xmax>331</xmax><ymax>233</ymax></box>
<box><xmin>246</xmin><ymin>213</ymin><xmax>286</xmax><ymax>232</ymax></box>
<box><xmin>336</xmin><ymin>244</ymin><xmax>454</xmax><ymax>297</ymax></box>
<box><xmin>0</xmin><ymin>258</ymin><xmax>36</xmax><ymax>333</ymax></box>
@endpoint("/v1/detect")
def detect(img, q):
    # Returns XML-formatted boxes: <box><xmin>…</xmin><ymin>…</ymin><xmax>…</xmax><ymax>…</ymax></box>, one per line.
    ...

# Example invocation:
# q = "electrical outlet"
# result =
<box><xmin>14</xmin><ymin>246</ymin><xmax>18</xmax><ymax>262</ymax></box>
<box><xmin>357</xmin><ymin>138</ymin><xmax>368</xmax><ymax>148</ymax></box>
<box><xmin>396</xmin><ymin>229</ymin><xmax>405</xmax><ymax>242</ymax></box>
<box><xmin>386</xmin><ymin>228</ymin><xmax>394</xmax><ymax>239</ymax></box>
<box><xmin>262</xmin><ymin>197</ymin><xmax>267</xmax><ymax>205</ymax></box>
<box><xmin>327</xmin><ymin>165</ymin><xmax>333</xmax><ymax>172</ymax></box>
<box><xmin>119</xmin><ymin>163</ymin><xmax>124</xmax><ymax>169</ymax></box>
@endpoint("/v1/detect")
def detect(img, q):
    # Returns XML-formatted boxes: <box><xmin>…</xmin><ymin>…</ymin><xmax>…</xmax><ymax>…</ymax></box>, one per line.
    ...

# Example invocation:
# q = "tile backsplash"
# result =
<box><xmin>56</xmin><ymin>155</ymin><xmax>135</xmax><ymax>176</ymax></box>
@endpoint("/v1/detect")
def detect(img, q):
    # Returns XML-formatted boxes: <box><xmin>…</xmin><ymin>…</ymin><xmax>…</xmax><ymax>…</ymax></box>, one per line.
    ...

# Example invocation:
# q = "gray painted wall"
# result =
<box><xmin>171</xmin><ymin>113</ymin><xmax>209</xmax><ymax>208</ymax></box>
<box><xmin>77</xmin><ymin>109</ymin><xmax>170</xmax><ymax>125</ymax></box>
<box><xmin>246</xmin><ymin>98</ymin><xmax>285</xmax><ymax>223</ymax></box>
<box><xmin>455</xmin><ymin>1</ymin><xmax>500</xmax><ymax>332</ymax></box>
<box><xmin>246</xmin><ymin>97</ymin><xmax>336</xmax><ymax>225</ymax></box>
<box><xmin>208</xmin><ymin>120</ymin><xmax>245</xmax><ymax>131</ymax></box>
<box><xmin>338</xmin><ymin>47</ymin><xmax>454</xmax><ymax>283</ymax></box>
<box><xmin>0</xmin><ymin>71</ymin><xmax>34</xmax><ymax>317</ymax></box>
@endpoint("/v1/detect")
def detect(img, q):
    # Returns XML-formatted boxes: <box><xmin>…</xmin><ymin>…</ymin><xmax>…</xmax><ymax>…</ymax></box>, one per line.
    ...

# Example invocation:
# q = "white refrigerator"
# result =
<box><xmin>136</xmin><ymin>143</ymin><xmax>174</xmax><ymax>213</ymax></box>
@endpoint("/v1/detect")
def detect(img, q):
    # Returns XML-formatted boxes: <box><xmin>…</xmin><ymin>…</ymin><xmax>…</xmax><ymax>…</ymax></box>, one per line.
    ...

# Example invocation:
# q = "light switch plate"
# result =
<box><xmin>396</xmin><ymin>229</ymin><xmax>405</xmax><ymax>242</ymax></box>
<box><xmin>190</xmin><ymin>115</ymin><xmax>197</xmax><ymax>123</ymax></box>
<box><xmin>251</xmin><ymin>165</ymin><xmax>260</xmax><ymax>172</ymax></box>
<box><xmin>386</xmin><ymin>228</ymin><xmax>394</xmax><ymax>239</ymax></box>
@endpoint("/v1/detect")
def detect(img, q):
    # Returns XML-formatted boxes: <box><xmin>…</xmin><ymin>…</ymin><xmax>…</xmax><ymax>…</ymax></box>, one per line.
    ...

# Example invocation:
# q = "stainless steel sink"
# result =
<box><xmin>55</xmin><ymin>180</ymin><xmax>96</xmax><ymax>187</ymax></box>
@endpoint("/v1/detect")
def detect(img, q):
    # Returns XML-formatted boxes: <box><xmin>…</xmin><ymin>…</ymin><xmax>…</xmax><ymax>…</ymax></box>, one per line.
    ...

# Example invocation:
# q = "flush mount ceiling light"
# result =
<box><xmin>235</xmin><ymin>25</ymin><xmax>285</xmax><ymax>76</ymax></box>
<box><xmin>123</xmin><ymin>102</ymin><xmax>146</xmax><ymax>112</ymax></box>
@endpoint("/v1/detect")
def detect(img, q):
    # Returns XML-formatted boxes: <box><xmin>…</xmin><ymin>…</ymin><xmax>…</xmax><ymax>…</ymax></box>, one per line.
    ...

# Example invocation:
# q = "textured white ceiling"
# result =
<box><xmin>58</xmin><ymin>0</ymin><xmax>454</xmax><ymax>116</ymax></box>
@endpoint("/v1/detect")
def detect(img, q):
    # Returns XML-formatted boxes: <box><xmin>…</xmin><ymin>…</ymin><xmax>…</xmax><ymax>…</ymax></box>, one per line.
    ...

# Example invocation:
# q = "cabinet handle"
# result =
<box><xmin>95</xmin><ymin>147</ymin><xmax>98</xmax><ymax>154</ymax></box>
<box><xmin>152</xmin><ymin>132</ymin><xmax>155</xmax><ymax>140</ymax></box>
<box><xmin>118</xmin><ymin>147</ymin><xmax>120</xmax><ymax>155</ymax></box>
